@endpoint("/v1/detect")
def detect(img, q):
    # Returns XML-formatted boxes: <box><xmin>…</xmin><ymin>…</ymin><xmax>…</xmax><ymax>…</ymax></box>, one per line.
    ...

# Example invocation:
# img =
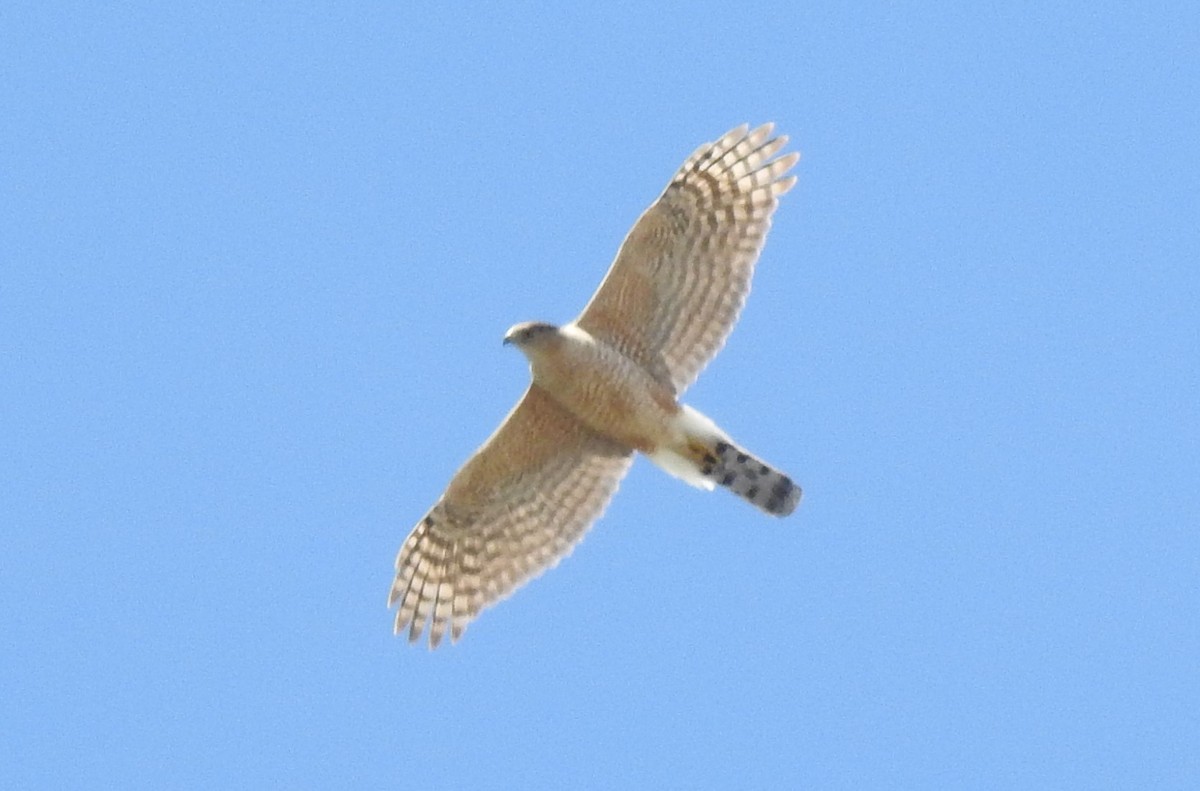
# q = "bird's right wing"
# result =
<box><xmin>389</xmin><ymin>385</ymin><xmax>633</xmax><ymax>648</ymax></box>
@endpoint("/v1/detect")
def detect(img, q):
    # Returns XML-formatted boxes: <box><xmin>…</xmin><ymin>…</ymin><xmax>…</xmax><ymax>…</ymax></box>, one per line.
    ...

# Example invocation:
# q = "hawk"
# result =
<box><xmin>390</xmin><ymin>123</ymin><xmax>801</xmax><ymax>647</ymax></box>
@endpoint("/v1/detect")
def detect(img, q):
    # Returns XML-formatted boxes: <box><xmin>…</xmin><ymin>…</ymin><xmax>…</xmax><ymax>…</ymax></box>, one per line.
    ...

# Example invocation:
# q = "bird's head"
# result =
<box><xmin>502</xmin><ymin>321</ymin><xmax>559</xmax><ymax>350</ymax></box>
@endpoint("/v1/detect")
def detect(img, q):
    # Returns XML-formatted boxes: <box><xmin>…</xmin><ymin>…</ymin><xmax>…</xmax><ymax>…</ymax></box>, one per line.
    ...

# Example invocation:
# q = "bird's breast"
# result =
<box><xmin>529</xmin><ymin>333</ymin><xmax>678</xmax><ymax>452</ymax></box>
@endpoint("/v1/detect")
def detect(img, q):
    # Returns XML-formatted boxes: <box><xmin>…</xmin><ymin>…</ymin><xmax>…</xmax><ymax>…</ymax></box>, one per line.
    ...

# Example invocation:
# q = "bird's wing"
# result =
<box><xmin>389</xmin><ymin>385</ymin><xmax>633</xmax><ymax>648</ymax></box>
<box><xmin>574</xmin><ymin>123</ymin><xmax>798</xmax><ymax>394</ymax></box>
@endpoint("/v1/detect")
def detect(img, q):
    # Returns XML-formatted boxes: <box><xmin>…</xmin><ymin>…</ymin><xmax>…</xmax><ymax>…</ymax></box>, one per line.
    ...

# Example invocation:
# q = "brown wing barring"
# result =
<box><xmin>389</xmin><ymin>386</ymin><xmax>633</xmax><ymax>648</ymax></box>
<box><xmin>575</xmin><ymin>123</ymin><xmax>799</xmax><ymax>394</ymax></box>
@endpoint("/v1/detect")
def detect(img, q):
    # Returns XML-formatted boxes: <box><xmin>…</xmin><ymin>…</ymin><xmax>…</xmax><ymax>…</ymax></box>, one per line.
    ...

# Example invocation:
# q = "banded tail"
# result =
<box><xmin>697</xmin><ymin>439</ymin><xmax>801</xmax><ymax>516</ymax></box>
<box><xmin>647</xmin><ymin>405</ymin><xmax>802</xmax><ymax>517</ymax></box>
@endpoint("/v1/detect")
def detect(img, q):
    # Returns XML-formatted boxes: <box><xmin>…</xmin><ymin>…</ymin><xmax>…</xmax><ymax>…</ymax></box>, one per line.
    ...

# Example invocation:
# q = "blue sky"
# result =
<box><xmin>3</xmin><ymin>2</ymin><xmax>1197</xmax><ymax>788</ymax></box>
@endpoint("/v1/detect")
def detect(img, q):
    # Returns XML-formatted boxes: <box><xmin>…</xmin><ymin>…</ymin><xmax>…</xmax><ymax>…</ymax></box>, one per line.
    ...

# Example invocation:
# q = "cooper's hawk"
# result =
<box><xmin>390</xmin><ymin>123</ymin><xmax>801</xmax><ymax>647</ymax></box>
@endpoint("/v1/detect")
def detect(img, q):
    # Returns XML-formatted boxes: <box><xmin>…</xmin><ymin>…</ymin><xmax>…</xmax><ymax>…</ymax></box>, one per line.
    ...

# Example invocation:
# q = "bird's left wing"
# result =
<box><xmin>390</xmin><ymin>384</ymin><xmax>633</xmax><ymax>648</ymax></box>
<box><xmin>574</xmin><ymin>123</ymin><xmax>798</xmax><ymax>394</ymax></box>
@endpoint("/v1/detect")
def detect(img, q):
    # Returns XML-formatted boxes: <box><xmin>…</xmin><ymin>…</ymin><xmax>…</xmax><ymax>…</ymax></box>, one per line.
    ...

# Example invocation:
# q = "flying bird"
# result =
<box><xmin>390</xmin><ymin>123</ymin><xmax>801</xmax><ymax>647</ymax></box>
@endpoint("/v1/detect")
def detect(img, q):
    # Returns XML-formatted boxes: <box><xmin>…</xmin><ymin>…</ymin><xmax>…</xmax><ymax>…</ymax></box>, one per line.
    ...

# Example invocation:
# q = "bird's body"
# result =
<box><xmin>511</xmin><ymin>320</ymin><xmax>799</xmax><ymax>514</ymax></box>
<box><xmin>513</xmin><ymin>322</ymin><xmax>679</xmax><ymax>454</ymax></box>
<box><xmin>391</xmin><ymin>124</ymin><xmax>802</xmax><ymax>647</ymax></box>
